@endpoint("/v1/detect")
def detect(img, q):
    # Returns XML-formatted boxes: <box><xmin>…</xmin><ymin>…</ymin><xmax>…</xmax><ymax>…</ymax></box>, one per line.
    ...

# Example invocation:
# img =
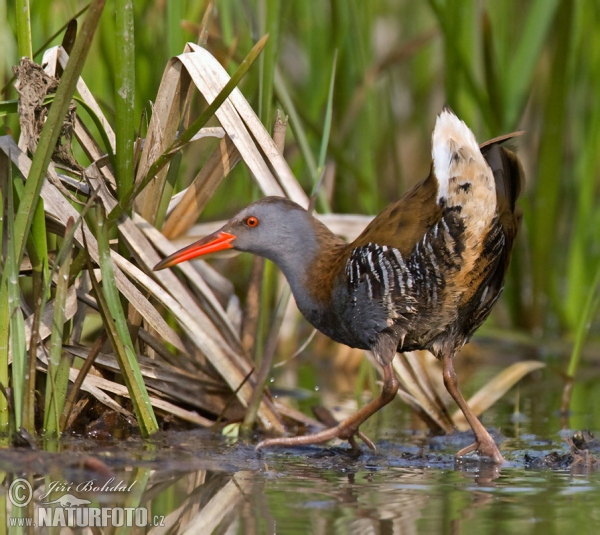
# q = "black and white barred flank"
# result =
<box><xmin>345</xmin><ymin>211</ymin><xmax>468</xmax><ymax>313</ymax></box>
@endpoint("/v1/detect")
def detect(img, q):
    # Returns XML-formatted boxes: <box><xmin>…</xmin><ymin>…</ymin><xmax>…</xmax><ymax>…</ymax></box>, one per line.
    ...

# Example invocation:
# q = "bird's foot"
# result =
<box><xmin>255</xmin><ymin>422</ymin><xmax>375</xmax><ymax>452</ymax></box>
<box><xmin>455</xmin><ymin>439</ymin><xmax>504</xmax><ymax>464</ymax></box>
<box><xmin>313</xmin><ymin>406</ymin><xmax>376</xmax><ymax>451</ymax></box>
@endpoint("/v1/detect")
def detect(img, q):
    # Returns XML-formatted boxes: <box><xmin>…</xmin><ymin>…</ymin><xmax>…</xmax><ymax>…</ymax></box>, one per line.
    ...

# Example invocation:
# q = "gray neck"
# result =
<box><xmin>255</xmin><ymin>214</ymin><xmax>323</xmax><ymax>321</ymax></box>
<box><xmin>277</xmin><ymin>250</ymin><xmax>321</xmax><ymax>321</ymax></box>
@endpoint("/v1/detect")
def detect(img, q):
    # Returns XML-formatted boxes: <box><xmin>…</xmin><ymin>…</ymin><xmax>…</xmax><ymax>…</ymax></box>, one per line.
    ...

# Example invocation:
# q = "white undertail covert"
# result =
<box><xmin>431</xmin><ymin>109</ymin><xmax>498</xmax><ymax>271</ymax></box>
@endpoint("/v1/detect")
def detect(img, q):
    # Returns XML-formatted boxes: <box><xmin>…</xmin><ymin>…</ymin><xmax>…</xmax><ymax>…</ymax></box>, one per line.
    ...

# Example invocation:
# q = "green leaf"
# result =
<box><xmin>93</xmin><ymin>204</ymin><xmax>158</xmax><ymax>436</ymax></box>
<box><xmin>505</xmin><ymin>0</ymin><xmax>561</xmax><ymax>128</ymax></box>
<box><xmin>5</xmin><ymin>177</ymin><xmax>26</xmax><ymax>430</ymax></box>
<box><xmin>114</xmin><ymin>0</ymin><xmax>136</xmax><ymax>208</ymax></box>
<box><xmin>43</xmin><ymin>219</ymin><xmax>75</xmax><ymax>437</ymax></box>
<box><xmin>13</xmin><ymin>0</ymin><xmax>107</xmax><ymax>266</ymax></box>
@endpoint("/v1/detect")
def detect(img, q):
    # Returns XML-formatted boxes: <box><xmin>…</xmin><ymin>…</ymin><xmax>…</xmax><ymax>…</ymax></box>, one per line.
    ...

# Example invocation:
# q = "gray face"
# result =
<box><xmin>221</xmin><ymin>197</ymin><xmax>323</xmax><ymax>319</ymax></box>
<box><xmin>222</xmin><ymin>197</ymin><xmax>319</xmax><ymax>268</ymax></box>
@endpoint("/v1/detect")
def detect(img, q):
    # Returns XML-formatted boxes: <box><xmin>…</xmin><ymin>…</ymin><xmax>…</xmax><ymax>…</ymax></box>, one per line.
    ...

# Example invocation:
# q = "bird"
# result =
<box><xmin>154</xmin><ymin>109</ymin><xmax>524</xmax><ymax>464</ymax></box>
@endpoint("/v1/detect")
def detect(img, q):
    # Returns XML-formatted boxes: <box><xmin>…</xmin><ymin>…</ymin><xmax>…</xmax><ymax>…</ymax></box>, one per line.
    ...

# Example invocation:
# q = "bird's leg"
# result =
<box><xmin>442</xmin><ymin>353</ymin><xmax>504</xmax><ymax>464</ymax></box>
<box><xmin>311</xmin><ymin>406</ymin><xmax>376</xmax><ymax>451</ymax></box>
<box><xmin>255</xmin><ymin>363</ymin><xmax>399</xmax><ymax>451</ymax></box>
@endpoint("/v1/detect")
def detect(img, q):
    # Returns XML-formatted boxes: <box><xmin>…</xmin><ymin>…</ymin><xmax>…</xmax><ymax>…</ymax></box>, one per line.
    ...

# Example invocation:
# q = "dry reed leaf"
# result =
<box><xmin>55</xmin><ymin>171</ymin><xmax>91</xmax><ymax>195</ymax></box>
<box><xmin>34</xmin><ymin>348</ymin><xmax>135</xmax><ymax>420</ymax></box>
<box><xmin>64</xmin><ymin>345</ymin><xmax>239</xmax><ymax>417</ymax></box>
<box><xmin>22</xmin><ymin>286</ymin><xmax>77</xmax><ymax>351</ymax></box>
<box><xmin>0</xmin><ymin>137</ymin><xmax>188</xmax><ymax>353</ymax></box>
<box><xmin>135</xmin><ymin>213</ymin><xmax>242</xmax><ymax>348</ymax></box>
<box><xmin>108</xmin><ymin>209</ymin><xmax>246</xmax><ymax>364</ymax></box>
<box><xmin>74</xmin><ymin>120</ymin><xmax>117</xmax><ymax>190</ymax></box>
<box><xmin>146</xmin><ymin>472</ymin><xmax>253</xmax><ymax>535</ymax></box>
<box><xmin>78</xmin><ymin>173</ymin><xmax>284</xmax><ymax>431</ymax></box>
<box><xmin>392</xmin><ymin>354</ymin><xmax>454</xmax><ymax>434</ymax></box>
<box><xmin>185</xmin><ymin>43</ymin><xmax>309</xmax><ymax>207</ymax></box>
<box><xmin>402</xmin><ymin>351</ymin><xmax>449</xmax><ymax>413</ymax></box>
<box><xmin>112</xmin><ymin>251</ymin><xmax>282</xmax><ymax>429</ymax></box>
<box><xmin>134</xmin><ymin>42</ymin><xmax>306</xmax><ymax>212</ymax></box>
<box><xmin>113</xmin><ymin>253</ymin><xmax>286</xmax><ymax>431</ymax></box>
<box><xmin>177</xmin><ymin>54</ymin><xmax>286</xmax><ymax>199</ymax></box>
<box><xmin>162</xmin><ymin>135</ymin><xmax>240</xmax><ymax>238</ymax></box>
<box><xmin>317</xmin><ymin>214</ymin><xmax>374</xmax><ymax>242</ymax></box>
<box><xmin>65</xmin><ymin>373</ymin><xmax>134</xmax><ymax>419</ymax></box>
<box><xmin>452</xmin><ymin>360</ymin><xmax>546</xmax><ymax>431</ymax></box>
<box><xmin>67</xmin><ymin>364</ymin><xmax>214</xmax><ymax>427</ymax></box>
<box><xmin>178</xmin><ymin>472</ymin><xmax>253</xmax><ymax>535</ymax></box>
<box><xmin>134</xmin><ymin>60</ymin><xmax>193</xmax><ymax>222</ymax></box>
<box><xmin>393</xmin><ymin>349</ymin><xmax>544</xmax><ymax>433</ymax></box>
<box><xmin>189</xmin><ymin>126</ymin><xmax>226</xmax><ymax>141</ymax></box>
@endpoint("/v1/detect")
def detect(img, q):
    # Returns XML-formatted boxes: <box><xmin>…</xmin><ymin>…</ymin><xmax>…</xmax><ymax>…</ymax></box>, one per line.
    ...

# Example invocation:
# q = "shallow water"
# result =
<box><xmin>2</xmin><ymin>350</ymin><xmax>600</xmax><ymax>533</ymax></box>
<box><xmin>2</xmin><ymin>423</ymin><xmax>600</xmax><ymax>533</ymax></box>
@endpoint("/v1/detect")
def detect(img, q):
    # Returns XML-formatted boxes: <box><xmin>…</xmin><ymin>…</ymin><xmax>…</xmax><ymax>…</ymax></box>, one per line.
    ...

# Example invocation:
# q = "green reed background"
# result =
<box><xmin>2</xmin><ymin>0</ymin><xmax>599</xmax><ymax>400</ymax></box>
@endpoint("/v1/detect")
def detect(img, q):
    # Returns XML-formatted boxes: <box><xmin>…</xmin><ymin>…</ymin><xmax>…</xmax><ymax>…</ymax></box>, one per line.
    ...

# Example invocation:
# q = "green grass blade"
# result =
<box><xmin>317</xmin><ymin>50</ymin><xmax>338</xmax><ymax>172</ymax></box>
<box><xmin>0</xmin><ymin>284</ymin><xmax>8</xmax><ymax>434</ymax></box>
<box><xmin>505</xmin><ymin>0</ymin><xmax>561</xmax><ymax>128</ymax></box>
<box><xmin>22</xmin><ymin>258</ymin><xmax>41</xmax><ymax>435</ymax></box>
<box><xmin>566</xmin><ymin>259</ymin><xmax>600</xmax><ymax>379</ymax></box>
<box><xmin>481</xmin><ymin>11</ymin><xmax>504</xmax><ymax>130</ymax></box>
<box><xmin>154</xmin><ymin>150</ymin><xmax>182</xmax><ymax>230</ymax></box>
<box><xmin>15</xmin><ymin>0</ymin><xmax>32</xmax><ymax>59</ymax></box>
<box><xmin>73</xmin><ymin>95</ymin><xmax>116</xmax><ymax>164</ymax></box>
<box><xmin>243</xmin><ymin>282</ymin><xmax>291</xmax><ymax>431</ymax></box>
<box><xmin>114</xmin><ymin>0</ymin><xmax>136</xmax><ymax>210</ymax></box>
<box><xmin>0</xmin><ymin>183</ymin><xmax>9</xmax><ymax>434</ymax></box>
<box><xmin>12</xmin><ymin>177</ymin><xmax>50</xmax><ymax>306</ymax></box>
<box><xmin>1</xmin><ymin>5</ymin><xmax>91</xmax><ymax>96</ymax></box>
<box><xmin>94</xmin><ymin>205</ymin><xmax>158</xmax><ymax>436</ymax></box>
<box><xmin>428</xmin><ymin>0</ymin><xmax>496</xmax><ymax>130</ymax></box>
<box><xmin>167</xmin><ymin>0</ymin><xmax>186</xmax><ymax>58</ymax></box>
<box><xmin>13</xmin><ymin>0</ymin><xmax>106</xmax><ymax>266</ymax></box>
<box><xmin>274</xmin><ymin>69</ymin><xmax>318</xmax><ymax>180</ymax></box>
<box><xmin>116</xmin><ymin>465</ymin><xmax>151</xmax><ymax>535</ymax></box>
<box><xmin>311</xmin><ymin>49</ymin><xmax>338</xmax><ymax>212</ymax></box>
<box><xmin>529</xmin><ymin>0</ymin><xmax>574</xmax><ymax>330</ymax></box>
<box><xmin>259</xmin><ymin>0</ymin><xmax>280</xmax><ymax>127</ymax></box>
<box><xmin>5</xmin><ymin>178</ymin><xmax>26</xmax><ymax>431</ymax></box>
<box><xmin>564</xmin><ymin>12</ymin><xmax>600</xmax><ymax>329</ymax></box>
<box><xmin>0</xmin><ymin>100</ymin><xmax>19</xmax><ymax>117</ymax></box>
<box><xmin>28</xmin><ymin>199</ymin><xmax>49</xmax><ymax>297</ymax></box>
<box><xmin>43</xmin><ymin>219</ymin><xmax>75</xmax><ymax>437</ymax></box>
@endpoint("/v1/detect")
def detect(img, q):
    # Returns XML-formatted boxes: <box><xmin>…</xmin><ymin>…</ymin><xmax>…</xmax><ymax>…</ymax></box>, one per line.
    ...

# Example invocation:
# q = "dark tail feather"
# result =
<box><xmin>481</xmin><ymin>143</ymin><xmax>525</xmax><ymax>212</ymax></box>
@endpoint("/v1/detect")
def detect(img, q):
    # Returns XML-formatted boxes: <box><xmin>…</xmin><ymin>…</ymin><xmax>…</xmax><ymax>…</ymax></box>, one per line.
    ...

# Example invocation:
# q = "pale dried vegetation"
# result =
<box><xmin>2</xmin><ymin>40</ymin><xmax>543</xmax><ymax>442</ymax></box>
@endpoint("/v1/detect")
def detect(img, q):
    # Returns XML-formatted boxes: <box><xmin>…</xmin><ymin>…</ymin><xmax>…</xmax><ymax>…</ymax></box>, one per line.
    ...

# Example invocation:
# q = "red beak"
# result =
<box><xmin>153</xmin><ymin>230</ymin><xmax>236</xmax><ymax>271</ymax></box>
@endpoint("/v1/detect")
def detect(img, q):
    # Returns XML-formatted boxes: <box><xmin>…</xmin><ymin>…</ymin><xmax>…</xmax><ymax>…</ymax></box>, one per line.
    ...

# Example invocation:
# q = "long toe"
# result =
<box><xmin>456</xmin><ymin>441</ymin><xmax>504</xmax><ymax>464</ymax></box>
<box><xmin>255</xmin><ymin>423</ymin><xmax>375</xmax><ymax>451</ymax></box>
<box><xmin>255</xmin><ymin>426</ymin><xmax>343</xmax><ymax>451</ymax></box>
<box><xmin>478</xmin><ymin>441</ymin><xmax>505</xmax><ymax>464</ymax></box>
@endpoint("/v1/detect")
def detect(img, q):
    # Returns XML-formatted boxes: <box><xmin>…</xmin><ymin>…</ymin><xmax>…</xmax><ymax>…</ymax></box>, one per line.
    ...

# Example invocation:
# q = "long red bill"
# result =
<box><xmin>153</xmin><ymin>231</ymin><xmax>236</xmax><ymax>271</ymax></box>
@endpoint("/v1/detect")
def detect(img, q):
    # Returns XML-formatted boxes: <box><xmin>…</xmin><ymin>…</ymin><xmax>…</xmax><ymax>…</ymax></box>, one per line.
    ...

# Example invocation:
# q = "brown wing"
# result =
<box><xmin>350</xmin><ymin>171</ymin><xmax>443</xmax><ymax>257</ymax></box>
<box><xmin>351</xmin><ymin>131</ymin><xmax>524</xmax><ymax>258</ymax></box>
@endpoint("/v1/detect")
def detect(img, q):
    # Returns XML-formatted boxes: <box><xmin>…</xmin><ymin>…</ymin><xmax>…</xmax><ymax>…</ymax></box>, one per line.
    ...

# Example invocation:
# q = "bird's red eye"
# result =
<box><xmin>246</xmin><ymin>216</ymin><xmax>259</xmax><ymax>228</ymax></box>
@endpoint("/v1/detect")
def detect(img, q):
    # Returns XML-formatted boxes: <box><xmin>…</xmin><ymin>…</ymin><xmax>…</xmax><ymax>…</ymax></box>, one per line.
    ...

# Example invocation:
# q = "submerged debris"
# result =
<box><xmin>524</xmin><ymin>430</ymin><xmax>600</xmax><ymax>471</ymax></box>
<box><xmin>568</xmin><ymin>430</ymin><xmax>600</xmax><ymax>470</ymax></box>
